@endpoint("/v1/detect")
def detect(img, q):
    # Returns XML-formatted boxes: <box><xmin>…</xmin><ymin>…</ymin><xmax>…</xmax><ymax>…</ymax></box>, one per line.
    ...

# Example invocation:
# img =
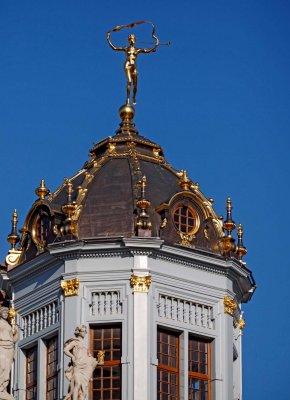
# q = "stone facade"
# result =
<box><xmin>5</xmin><ymin>236</ymin><xmax>254</xmax><ymax>400</ymax></box>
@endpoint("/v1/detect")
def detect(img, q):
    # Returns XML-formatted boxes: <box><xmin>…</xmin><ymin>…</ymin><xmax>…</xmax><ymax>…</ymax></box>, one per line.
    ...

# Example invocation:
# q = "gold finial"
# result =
<box><xmin>35</xmin><ymin>179</ymin><xmax>49</xmax><ymax>200</ymax></box>
<box><xmin>136</xmin><ymin>175</ymin><xmax>152</xmax><ymax>233</ymax></box>
<box><xmin>107</xmin><ymin>21</ymin><xmax>160</xmax><ymax>106</ymax></box>
<box><xmin>236</xmin><ymin>223</ymin><xmax>247</xmax><ymax>260</ymax></box>
<box><xmin>177</xmin><ymin>170</ymin><xmax>192</xmax><ymax>191</ymax></box>
<box><xmin>223</xmin><ymin>197</ymin><xmax>236</xmax><ymax>235</ymax></box>
<box><xmin>140</xmin><ymin>175</ymin><xmax>146</xmax><ymax>198</ymax></box>
<box><xmin>61</xmin><ymin>179</ymin><xmax>78</xmax><ymax>235</ymax></box>
<box><xmin>6</xmin><ymin>210</ymin><xmax>22</xmax><ymax>268</ymax></box>
<box><xmin>7</xmin><ymin>210</ymin><xmax>20</xmax><ymax>250</ymax></box>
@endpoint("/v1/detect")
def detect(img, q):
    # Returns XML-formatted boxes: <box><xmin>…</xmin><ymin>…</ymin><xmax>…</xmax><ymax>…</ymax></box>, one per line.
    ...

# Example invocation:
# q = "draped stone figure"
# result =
<box><xmin>0</xmin><ymin>306</ymin><xmax>18</xmax><ymax>400</ymax></box>
<box><xmin>64</xmin><ymin>325</ymin><xmax>104</xmax><ymax>400</ymax></box>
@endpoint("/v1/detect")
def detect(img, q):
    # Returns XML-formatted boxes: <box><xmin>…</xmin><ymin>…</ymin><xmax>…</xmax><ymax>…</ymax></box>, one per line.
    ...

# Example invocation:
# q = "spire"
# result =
<box><xmin>136</xmin><ymin>176</ymin><xmax>152</xmax><ymax>235</ymax></box>
<box><xmin>61</xmin><ymin>179</ymin><xmax>77</xmax><ymax>235</ymax></box>
<box><xmin>220</xmin><ymin>197</ymin><xmax>236</xmax><ymax>256</ymax></box>
<box><xmin>236</xmin><ymin>223</ymin><xmax>247</xmax><ymax>260</ymax></box>
<box><xmin>7</xmin><ymin>210</ymin><xmax>20</xmax><ymax>250</ymax></box>
<box><xmin>6</xmin><ymin>209</ymin><xmax>22</xmax><ymax>268</ymax></box>
<box><xmin>223</xmin><ymin>197</ymin><xmax>236</xmax><ymax>236</ymax></box>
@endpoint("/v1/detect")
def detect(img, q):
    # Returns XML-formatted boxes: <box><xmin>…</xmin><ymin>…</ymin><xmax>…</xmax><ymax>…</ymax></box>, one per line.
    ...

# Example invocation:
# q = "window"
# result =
<box><xmin>46</xmin><ymin>336</ymin><xmax>58</xmax><ymax>400</ymax></box>
<box><xmin>173</xmin><ymin>205</ymin><xmax>197</xmax><ymax>234</ymax></box>
<box><xmin>188</xmin><ymin>337</ymin><xmax>211</xmax><ymax>400</ymax></box>
<box><xmin>90</xmin><ymin>325</ymin><xmax>122</xmax><ymax>400</ymax></box>
<box><xmin>35</xmin><ymin>213</ymin><xmax>50</xmax><ymax>245</ymax></box>
<box><xmin>157</xmin><ymin>328</ymin><xmax>179</xmax><ymax>400</ymax></box>
<box><xmin>26</xmin><ymin>346</ymin><xmax>37</xmax><ymax>400</ymax></box>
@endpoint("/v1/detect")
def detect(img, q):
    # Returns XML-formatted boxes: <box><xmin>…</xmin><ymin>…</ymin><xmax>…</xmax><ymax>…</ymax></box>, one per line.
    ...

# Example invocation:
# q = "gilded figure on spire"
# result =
<box><xmin>107</xmin><ymin>21</ymin><xmax>159</xmax><ymax>106</ymax></box>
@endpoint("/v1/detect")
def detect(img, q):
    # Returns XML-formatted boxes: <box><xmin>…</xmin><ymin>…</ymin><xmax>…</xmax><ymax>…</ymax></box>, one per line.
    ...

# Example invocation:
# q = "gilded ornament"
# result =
<box><xmin>8</xmin><ymin>307</ymin><xmax>16</xmax><ymax>326</ymax></box>
<box><xmin>223</xmin><ymin>296</ymin><xmax>238</xmax><ymax>316</ymax></box>
<box><xmin>179</xmin><ymin>232</ymin><xmax>195</xmax><ymax>247</ymax></box>
<box><xmin>61</xmin><ymin>278</ymin><xmax>80</xmax><ymax>297</ymax></box>
<box><xmin>153</xmin><ymin>148</ymin><xmax>160</xmax><ymax>158</ymax></box>
<box><xmin>223</xmin><ymin>197</ymin><xmax>236</xmax><ymax>235</ymax></box>
<box><xmin>107</xmin><ymin>142</ymin><xmax>116</xmax><ymax>154</ymax></box>
<box><xmin>6</xmin><ymin>210</ymin><xmax>22</xmax><ymax>268</ymax></box>
<box><xmin>5</xmin><ymin>250</ymin><xmax>22</xmax><ymax>268</ymax></box>
<box><xmin>35</xmin><ymin>179</ymin><xmax>50</xmax><ymax>200</ymax></box>
<box><xmin>236</xmin><ymin>223</ymin><xmax>247</xmax><ymax>260</ymax></box>
<box><xmin>239</xmin><ymin>317</ymin><xmax>246</xmax><ymax>333</ymax></box>
<box><xmin>130</xmin><ymin>274</ymin><xmax>152</xmax><ymax>292</ymax></box>
<box><xmin>177</xmin><ymin>170</ymin><xmax>192</xmax><ymax>191</ymax></box>
<box><xmin>107</xmin><ymin>21</ymin><xmax>160</xmax><ymax>106</ymax></box>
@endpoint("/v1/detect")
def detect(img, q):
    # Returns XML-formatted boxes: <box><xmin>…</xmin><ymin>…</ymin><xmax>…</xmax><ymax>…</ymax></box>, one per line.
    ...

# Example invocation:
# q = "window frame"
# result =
<box><xmin>26</xmin><ymin>345</ymin><xmax>38</xmax><ymax>400</ymax></box>
<box><xmin>157</xmin><ymin>327</ymin><xmax>180</xmax><ymax>400</ymax></box>
<box><xmin>90</xmin><ymin>323</ymin><xmax>122</xmax><ymax>400</ymax></box>
<box><xmin>172</xmin><ymin>204</ymin><xmax>199</xmax><ymax>235</ymax></box>
<box><xmin>46</xmin><ymin>336</ymin><xmax>58</xmax><ymax>400</ymax></box>
<box><xmin>188</xmin><ymin>336</ymin><xmax>212</xmax><ymax>400</ymax></box>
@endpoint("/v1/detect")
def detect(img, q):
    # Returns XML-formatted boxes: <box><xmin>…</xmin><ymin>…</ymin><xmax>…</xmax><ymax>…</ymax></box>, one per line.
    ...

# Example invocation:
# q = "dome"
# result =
<box><xmin>6</xmin><ymin>105</ymin><xmax>246</xmax><ymax>266</ymax></box>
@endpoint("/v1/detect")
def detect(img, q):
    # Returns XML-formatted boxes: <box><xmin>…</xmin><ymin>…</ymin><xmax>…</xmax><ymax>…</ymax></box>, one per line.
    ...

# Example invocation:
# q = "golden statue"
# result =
<box><xmin>107</xmin><ymin>21</ymin><xmax>159</xmax><ymax>106</ymax></box>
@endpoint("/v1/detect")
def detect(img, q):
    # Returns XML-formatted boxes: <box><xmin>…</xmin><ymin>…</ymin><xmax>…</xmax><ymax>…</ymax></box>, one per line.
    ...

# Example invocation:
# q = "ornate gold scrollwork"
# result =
<box><xmin>239</xmin><ymin>317</ymin><xmax>246</xmax><ymax>333</ymax></box>
<box><xmin>223</xmin><ymin>296</ymin><xmax>238</xmax><ymax>316</ymax></box>
<box><xmin>130</xmin><ymin>274</ymin><xmax>152</xmax><ymax>293</ymax></box>
<box><xmin>178</xmin><ymin>232</ymin><xmax>195</xmax><ymax>247</ymax></box>
<box><xmin>5</xmin><ymin>250</ymin><xmax>22</xmax><ymax>268</ymax></box>
<box><xmin>61</xmin><ymin>278</ymin><xmax>80</xmax><ymax>297</ymax></box>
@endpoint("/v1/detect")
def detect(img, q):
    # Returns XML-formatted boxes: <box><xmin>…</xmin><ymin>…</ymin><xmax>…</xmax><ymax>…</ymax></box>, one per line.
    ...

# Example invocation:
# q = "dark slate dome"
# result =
<box><xmin>12</xmin><ymin>105</ymin><xmax>244</xmax><ymax>265</ymax></box>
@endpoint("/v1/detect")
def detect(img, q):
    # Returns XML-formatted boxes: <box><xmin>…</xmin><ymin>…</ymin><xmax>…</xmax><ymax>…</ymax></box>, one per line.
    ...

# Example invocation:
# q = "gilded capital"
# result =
<box><xmin>223</xmin><ymin>296</ymin><xmax>238</xmax><ymax>316</ymax></box>
<box><xmin>130</xmin><ymin>274</ymin><xmax>151</xmax><ymax>293</ymax></box>
<box><xmin>61</xmin><ymin>278</ymin><xmax>80</xmax><ymax>297</ymax></box>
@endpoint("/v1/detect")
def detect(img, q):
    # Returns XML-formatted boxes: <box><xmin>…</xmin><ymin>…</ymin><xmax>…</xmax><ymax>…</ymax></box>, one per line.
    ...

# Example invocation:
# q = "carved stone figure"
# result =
<box><xmin>64</xmin><ymin>325</ymin><xmax>104</xmax><ymax>400</ymax></box>
<box><xmin>0</xmin><ymin>306</ymin><xmax>18</xmax><ymax>400</ymax></box>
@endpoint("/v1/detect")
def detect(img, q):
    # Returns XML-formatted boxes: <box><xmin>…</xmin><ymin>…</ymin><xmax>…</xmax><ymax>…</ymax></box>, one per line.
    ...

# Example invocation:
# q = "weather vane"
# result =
<box><xmin>107</xmin><ymin>21</ymin><xmax>169</xmax><ymax>106</ymax></box>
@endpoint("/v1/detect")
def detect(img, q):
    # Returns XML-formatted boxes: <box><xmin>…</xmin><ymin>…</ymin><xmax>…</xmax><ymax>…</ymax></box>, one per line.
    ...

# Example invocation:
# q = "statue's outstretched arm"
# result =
<box><xmin>137</xmin><ymin>22</ymin><xmax>159</xmax><ymax>54</ymax></box>
<box><xmin>107</xmin><ymin>32</ymin><xmax>125</xmax><ymax>52</ymax></box>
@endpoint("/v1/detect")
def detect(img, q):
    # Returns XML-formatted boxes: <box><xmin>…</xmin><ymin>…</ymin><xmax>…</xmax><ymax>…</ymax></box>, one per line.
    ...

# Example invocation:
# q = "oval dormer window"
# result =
<box><xmin>173</xmin><ymin>204</ymin><xmax>198</xmax><ymax>234</ymax></box>
<box><xmin>32</xmin><ymin>211</ymin><xmax>51</xmax><ymax>247</ymax></box>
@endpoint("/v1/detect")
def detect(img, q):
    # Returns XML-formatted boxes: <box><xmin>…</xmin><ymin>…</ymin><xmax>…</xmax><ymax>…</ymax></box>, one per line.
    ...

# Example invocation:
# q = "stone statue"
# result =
<box><xmin>64</xmin><ymin>325</ymin><xmax>104</xmax><ymax>400</ymax></box>
<box><xmin>107</xmin><ymin>21</ymin><xmax>159</xmax><ymax>106</ymax></box>
<box><xmin>0</xmin><ymin>305</ymin><xmax>18</xmax><ymax>400</ymax></box>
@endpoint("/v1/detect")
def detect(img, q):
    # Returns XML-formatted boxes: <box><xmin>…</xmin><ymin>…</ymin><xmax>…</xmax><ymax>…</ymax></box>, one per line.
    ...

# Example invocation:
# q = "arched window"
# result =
<box><xmin>173</xmin><ymin>205</ymin><xmax>197</xmax><ymax>234</ymax></box>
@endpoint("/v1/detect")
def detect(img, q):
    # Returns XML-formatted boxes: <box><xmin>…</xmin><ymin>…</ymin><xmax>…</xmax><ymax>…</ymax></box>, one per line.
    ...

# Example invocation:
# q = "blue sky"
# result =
<box><xmin>1</xmin><ymin>1</ymin><xmax>289</xmax><ymax>398</ymax></box>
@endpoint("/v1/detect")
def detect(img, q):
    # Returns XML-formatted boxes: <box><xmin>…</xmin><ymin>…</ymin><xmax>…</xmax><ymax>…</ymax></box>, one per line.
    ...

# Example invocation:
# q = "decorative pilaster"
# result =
<box><xmin>131</xmin><ymin>254</ymin><xmax>151</xmax><ymax>400</ymax></box>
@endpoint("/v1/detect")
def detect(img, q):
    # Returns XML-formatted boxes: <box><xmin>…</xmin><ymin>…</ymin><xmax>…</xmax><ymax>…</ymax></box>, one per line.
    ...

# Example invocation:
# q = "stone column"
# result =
<box><xmin>131</xmin><ymin>254</ymin><xmax>151</xmax><ymax>400</ymax></box>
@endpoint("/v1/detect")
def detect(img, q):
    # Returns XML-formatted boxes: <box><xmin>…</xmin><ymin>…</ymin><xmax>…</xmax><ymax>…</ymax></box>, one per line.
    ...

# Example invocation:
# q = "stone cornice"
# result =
<box><xmin>6</xmin><ymin>237</ymin><xmax>255</xmax><ymax>303</ymax></box>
